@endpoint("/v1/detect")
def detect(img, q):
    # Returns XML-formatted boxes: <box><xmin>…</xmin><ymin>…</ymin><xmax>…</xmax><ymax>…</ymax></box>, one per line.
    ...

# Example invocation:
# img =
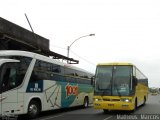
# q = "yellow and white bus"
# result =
<box><xmin>93</xmin><ymin>63</ymin><xmax>148</xmax><ymax>112</ymax></box>
<box><xmin>0</xmin><ymin>50</ymin><xmax>93</xmax><ymax>118</ymax></box>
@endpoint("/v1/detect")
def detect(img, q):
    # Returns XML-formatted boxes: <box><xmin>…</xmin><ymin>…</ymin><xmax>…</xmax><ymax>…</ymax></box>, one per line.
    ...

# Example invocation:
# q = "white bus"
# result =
<box><xmin>0</xmin><ymin>50</ymin><xmax>93</xmax><ymax>118</ymax></box>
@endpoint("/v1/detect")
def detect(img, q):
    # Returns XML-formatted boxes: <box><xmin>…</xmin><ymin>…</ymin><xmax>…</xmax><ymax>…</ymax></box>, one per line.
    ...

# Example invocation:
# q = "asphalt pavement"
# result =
<box><xmin>17</xmin><ymin>94</ymin><xmax>160</xmax><ymax>120</ymax></box>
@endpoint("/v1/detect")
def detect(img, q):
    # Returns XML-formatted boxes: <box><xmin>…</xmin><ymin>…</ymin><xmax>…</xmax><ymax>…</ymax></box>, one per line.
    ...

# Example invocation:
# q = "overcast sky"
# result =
<box><xmin>1</xmin><ymin>0</ymin><xmax>160</xmax><ymax>87</ymax></box>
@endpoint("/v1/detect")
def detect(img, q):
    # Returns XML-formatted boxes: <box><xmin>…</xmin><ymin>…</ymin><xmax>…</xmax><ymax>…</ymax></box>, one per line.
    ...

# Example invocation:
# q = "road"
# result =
<box><xmin>18</xmin><ymin>94</ymin><xmax>160</xmax><ymax>120</ymax></box>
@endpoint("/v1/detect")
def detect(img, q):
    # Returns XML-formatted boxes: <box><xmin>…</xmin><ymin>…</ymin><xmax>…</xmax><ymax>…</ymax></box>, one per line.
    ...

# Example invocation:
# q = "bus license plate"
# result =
<box><xmin>108</xmin><ymin>104</ymin><xmax>114</xmax><ymax>106</ymax></box>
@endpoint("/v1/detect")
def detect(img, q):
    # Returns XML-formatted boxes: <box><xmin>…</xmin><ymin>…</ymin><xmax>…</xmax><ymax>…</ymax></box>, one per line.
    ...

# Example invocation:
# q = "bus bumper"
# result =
<box><xmin>93</xmin><ymin>101</ymin><xmax>134</xmax><ymax>111</ymax></box>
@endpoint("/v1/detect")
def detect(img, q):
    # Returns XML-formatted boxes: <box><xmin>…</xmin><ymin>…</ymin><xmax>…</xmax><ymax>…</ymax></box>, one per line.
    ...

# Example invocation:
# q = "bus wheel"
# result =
<box><xmin>134</xmin><ymin>99</ymin><xmax>137</xmax><ymax>111</ymax></box>
<box><xmin>131</xmin><ymin>99</ymin><xmax>137</xmax><ymax>113</ymax></box>
<box><xmin>28</xmin><ymin>100</ymin><xmax>40</xmax><ymax>118</ymax></box>
<box><xmin>143</xmin><ymin>97</ymin><xmax>146</xmax><ymax>106</ymax></box>
<box><xmin>103</xmin><ymin>109</ymin><xmax>108</xmax><ymax>114</ymax></box>
<box><xmin>83</xmin><ymin>97</ymin><xmax>89</xmax><ymax>108</ymax></box>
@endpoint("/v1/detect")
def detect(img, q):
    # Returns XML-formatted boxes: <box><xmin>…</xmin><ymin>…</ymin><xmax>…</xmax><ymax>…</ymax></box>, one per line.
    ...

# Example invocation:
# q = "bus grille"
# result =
<box><xmin>103</xmin><ymin>98</ymin><xmax>110</xmax><ymax>101</ymax></box>
<box><xmin>112</xmin><ymin>99</ymin><xmax>120</xmax><ymax>101</ymax></box>
<box><xmin>103</xmin><ymin>98</ymin><xmax>120</xmax><ymax>101</ymax></box>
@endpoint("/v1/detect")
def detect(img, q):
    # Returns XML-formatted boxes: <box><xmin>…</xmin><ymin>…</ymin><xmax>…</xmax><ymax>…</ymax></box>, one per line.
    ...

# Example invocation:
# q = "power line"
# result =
<box><xmin>49</xmin><ymin>44</ymin><xmax>96</xmax><ymax>66</ymax></box>
<box><xmin>50</xmin><ymin>43</ymin><xmax>67</xmax><ymax>50</ymax></box>
<box><xmin>70</xmin><ymin>50</ymin><xmax>96</xmax><ymax>66</ymax></box>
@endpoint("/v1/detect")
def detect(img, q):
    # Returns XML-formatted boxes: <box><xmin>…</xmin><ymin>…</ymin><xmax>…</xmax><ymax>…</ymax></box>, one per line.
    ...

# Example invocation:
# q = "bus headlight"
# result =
<box><xmin>120</xmin><ymin>98</ymin><xmax>131</xmax><ymax>102</ymax></box>
<box><xmin>94</xmin><ymin>98</ymin><xmax>102</xmax><ymax>101</ymax></box>
<box><xmin>95</xmin><ymin>99</ymin><xmax>99</xmax><ymax>101</ymax></box>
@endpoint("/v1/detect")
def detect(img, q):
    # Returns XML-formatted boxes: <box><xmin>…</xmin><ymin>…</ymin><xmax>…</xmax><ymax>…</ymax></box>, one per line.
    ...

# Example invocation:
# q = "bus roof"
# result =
<box><xmin>0</xmin><ymin>50</ymin><xmax>35</xmax><ymax>58</ymax></box>
<box><xmin>97</xmin><ymin>62</ymin><xmax>134</xmax><ymax>66</ymax></box>
<box><xmin>0</xmin><ymin>50</ymin><xmax>94</xmax><ymax>75</ymax></box>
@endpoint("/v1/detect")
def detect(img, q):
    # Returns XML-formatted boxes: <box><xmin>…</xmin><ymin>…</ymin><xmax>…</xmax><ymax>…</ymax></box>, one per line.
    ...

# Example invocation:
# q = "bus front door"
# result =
<box><xmin>0</xmin><ymin>63</ymin><xmax>18</xmax><ymax>116</ymax></box>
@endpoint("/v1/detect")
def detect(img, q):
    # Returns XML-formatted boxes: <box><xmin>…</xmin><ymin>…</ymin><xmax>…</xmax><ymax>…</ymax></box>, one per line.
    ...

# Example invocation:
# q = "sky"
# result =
<box><xmin>0</xmin><ymin>0</ymin><xmax>160</xmax><ymax>87</ymax></box>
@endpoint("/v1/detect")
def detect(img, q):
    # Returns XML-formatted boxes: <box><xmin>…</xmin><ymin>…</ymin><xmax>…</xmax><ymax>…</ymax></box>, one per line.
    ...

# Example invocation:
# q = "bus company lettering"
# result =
<box><xmin>30</xmin><ymin>83</ymin><xmax>41</xmax><ymax>92</ymax></box>
<box><xmin>65</xmin><ymin>84</ymin><xmax>78</xmax><ymax>98</ymax></box>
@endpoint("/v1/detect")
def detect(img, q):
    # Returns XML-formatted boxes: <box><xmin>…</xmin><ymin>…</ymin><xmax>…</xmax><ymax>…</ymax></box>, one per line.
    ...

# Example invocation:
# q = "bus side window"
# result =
<box><xmin>30</xmin><ymin>71</ymin><xmax>39</xmax><ymax>82</ymax></box>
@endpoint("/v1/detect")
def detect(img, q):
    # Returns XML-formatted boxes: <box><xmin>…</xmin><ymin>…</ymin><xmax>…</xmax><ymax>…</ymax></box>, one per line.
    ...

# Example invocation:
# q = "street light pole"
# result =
<box><xmin>67</xmin><ymin>34</ymin><xmax>95</xmax><ymax>59</ymax></box>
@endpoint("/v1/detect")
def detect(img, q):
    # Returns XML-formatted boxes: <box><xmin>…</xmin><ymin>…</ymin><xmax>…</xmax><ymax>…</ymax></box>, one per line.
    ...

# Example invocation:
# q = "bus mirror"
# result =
<box><xmin>135</xmin><ymin>79</ymin><xmax>138</xmax><ymax>86</ymax></box>
<box><xmin>91</xmin><ymin>76</ymin><xmax>95</xmax><ymax>86</ymax></box>
<box><xmin>133</xmin><ymin>76</ymin><xmax>138</xmax><ymax>86</ymax></box>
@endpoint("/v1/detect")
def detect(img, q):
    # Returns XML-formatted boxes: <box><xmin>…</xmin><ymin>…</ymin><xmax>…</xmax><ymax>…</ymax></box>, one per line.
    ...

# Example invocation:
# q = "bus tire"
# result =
<box><xmin>28</xmin><ymin>100</ymin><xmax>41</xmax><ymax>119</ymax></box>
<box><xmin>134</xmin><ymin>99</ymin><xmax>137</xmax><ymax>111</ymax></box>
<box><xmin>83</xmin><ymin>97</ymin><xmax>89</xmax><ymax>108</ymax></box>
<box><xmin>103</xmin><ymin>109</ymin><xmax>108</xmax><ymax>114</ymax></box>
<box><xmin>131</xmin><ymin>98</ymin><xmax>137</xmax><ymax>113</ymax></box>
<box><xmin>143</xmin><ymin>96</ymin><xmax>146</xmax><ymax>106</ymax></box>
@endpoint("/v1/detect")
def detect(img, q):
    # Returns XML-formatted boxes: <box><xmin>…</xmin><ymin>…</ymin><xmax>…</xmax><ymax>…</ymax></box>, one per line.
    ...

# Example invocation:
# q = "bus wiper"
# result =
<box><xmin>97</xmin><ymin>84</ymin><xmax>111</xmax><ymax>96</ymax></box>
<box><xmin>101</xmin><ymin>89</ymin><xmax>108</xmax><ymax>96</ymax></box>
<box><xmin>115</xmin><ymin>84</ymin><xmax>121</xmax><ymax>97</ymax></box>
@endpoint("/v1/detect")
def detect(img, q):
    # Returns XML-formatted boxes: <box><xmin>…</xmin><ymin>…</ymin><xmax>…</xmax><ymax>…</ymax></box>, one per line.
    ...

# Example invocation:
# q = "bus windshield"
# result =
<box><xmin>0</xmin><ymin>56</ymin><xmax>32</xmax><ymax>93</ymax></box>
<box><xmin>95</xmin><ymin>66</ymin><xmax>112</xmax><ymax>95</ymax></box>
<box><xmin>95</xmin><ymin>65</ymin><xmax>131</xmax><ymax>96</ymax></box>
<box><xmin>112</xmin><ymin>66</ymin><xmax>131</xmax><ymax>96</ymax></box>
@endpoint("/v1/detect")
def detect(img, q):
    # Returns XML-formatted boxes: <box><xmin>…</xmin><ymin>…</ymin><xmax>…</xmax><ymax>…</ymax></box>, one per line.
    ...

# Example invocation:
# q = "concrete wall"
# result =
<box><xmin>0</xmin><ymin>17</ymin><xmax>49</xmax><ymax>50</ymax></box>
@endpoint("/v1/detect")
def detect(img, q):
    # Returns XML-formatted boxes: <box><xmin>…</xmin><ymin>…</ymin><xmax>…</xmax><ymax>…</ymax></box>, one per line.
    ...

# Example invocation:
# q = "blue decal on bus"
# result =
<box><xmin>61</xmin><ymin>82</ymin><xmax>77</xmax><ymax>108</ymax></box>
<box><xmin>26</xmin><ymin>80</ymin><xmax>43</xmax><ymax>92</ymax></box>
